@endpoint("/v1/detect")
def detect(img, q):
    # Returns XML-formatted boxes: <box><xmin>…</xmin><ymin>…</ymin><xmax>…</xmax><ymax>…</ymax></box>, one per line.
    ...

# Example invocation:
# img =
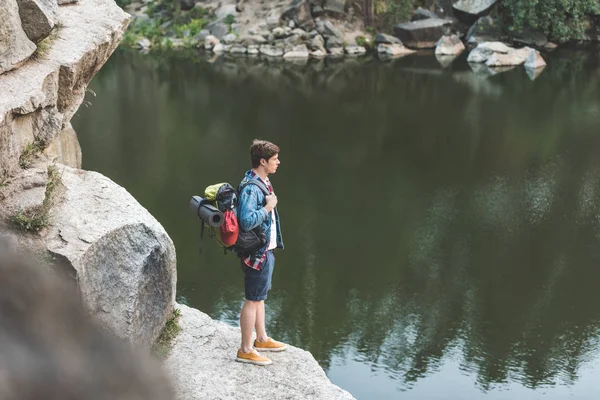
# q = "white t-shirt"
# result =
<box><xmin>263</xmin><ymin>177</ymin><xmax>277</xmax><ymax>250</ymax></box>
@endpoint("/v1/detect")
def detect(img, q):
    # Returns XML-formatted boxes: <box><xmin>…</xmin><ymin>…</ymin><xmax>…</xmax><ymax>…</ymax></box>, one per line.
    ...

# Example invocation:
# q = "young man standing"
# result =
<box><xmin>235</xmin><ymin>139</ymin><xmax>286</xmax><ymax>366</ymax></box>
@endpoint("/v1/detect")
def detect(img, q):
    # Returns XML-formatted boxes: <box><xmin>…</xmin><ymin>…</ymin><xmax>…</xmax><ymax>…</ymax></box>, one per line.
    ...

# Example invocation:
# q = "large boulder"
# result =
<box><xmin>435</xmin><ymin>34</ymin><xmax>465</xmax><ymax>55</ymax></box>
<box><xmin>394</xmin><ymin>17</ymin><xmax>454</xmax><ymax>49</ymax></box>
<box><xmin>17</xmin><ymin>0</ymin><xmax>59</xmax><ymax>43</ymax></box>
<box><xmin>323</xmin><ymin>0</ymin><xmax>345</xmax><ymax>17</ymax></box>
<box><xmin>282</xmin><ymin>0</ymin><xmax>315</xmax><ymax>31</ymax></box>
<box><xmin>0</xmin><ymin>0</ymin><xmax>130</xmax><ymax>180</ymax></box>
<box><xmin>45</xmin><ymin>165</ymin><xmax>177</xmax><ymax>348</ymax></box>
<box><xmin>411</xmin><ymin>6</ymin><xmax>438</xmax><ymax>21</ymax></box>
<box><xmin>453</xmin><ymin>0</ymin><xmax>499</xmax><ymax>22</ymax></box>
<box><xmin>466</xmin><ymin>16</ymin><xmax>504</xmax><ymax>45</ymax></box>
<box><xmin>165</xmin><ymin>304</ymin><xmax>355</xmax><ymax>400</ymax></box>
<box><xmin>0</xmin><ymin>0</ymin><xmax>36</xmax><ymax>75</ymax></box>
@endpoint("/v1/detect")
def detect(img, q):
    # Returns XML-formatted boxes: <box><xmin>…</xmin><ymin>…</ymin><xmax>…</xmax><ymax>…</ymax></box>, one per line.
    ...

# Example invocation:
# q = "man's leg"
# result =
<box><xmin>255</xmin><ymin>300</ymin><xmax>268</xmax><ymax>342</ymax></box>
<box><xmin>240</xmin><ymin>299</ymin><xmax>260</xmax><ymax>353</ymax></box>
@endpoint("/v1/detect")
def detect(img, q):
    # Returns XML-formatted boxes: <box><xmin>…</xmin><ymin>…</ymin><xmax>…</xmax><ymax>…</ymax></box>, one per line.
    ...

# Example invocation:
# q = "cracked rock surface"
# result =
<box><xmin>165</xmin><ymin>304</ymin><xmax>354</xmax><ymax>400</ymax></box>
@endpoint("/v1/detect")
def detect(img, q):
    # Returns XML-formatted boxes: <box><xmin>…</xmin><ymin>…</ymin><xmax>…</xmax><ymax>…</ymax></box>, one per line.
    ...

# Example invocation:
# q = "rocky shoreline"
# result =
<box><xmin>119</xmin><ymin>0</ymin><xmax>600</xmax><ymax>72</ymax></box>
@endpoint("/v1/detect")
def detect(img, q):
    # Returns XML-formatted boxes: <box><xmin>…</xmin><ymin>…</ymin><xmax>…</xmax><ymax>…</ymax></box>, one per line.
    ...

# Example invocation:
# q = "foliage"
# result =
<box><xmin>368</xmin><ymin>0</ymin><xmax>420</xmax><ymax>31</ymax></box>
<box><xmin>115</xmin><ymin>0</ymin><xmax>132</xmax><ymax>7</ymax></box>
<box><xmin>502</xmin><ymin>0</ymin><xmax>600</xmax><ymax>42</ymax></box>
<box><xmin>12</xmin><ymin>165</ymin><xmax>61</xmax><ymax>233</ymax></box>
<box><xmin>152</xmin><ymin>308</ymin><xmax>182</xmax><ymax>358</ymax></box>
<box><xmin>121</xmin><ymin>0</ymin><xmax>210</xmax><ymax>50</ymax></box>
<box><xmin>19</xmin><ymin>140</ymin><xmax>45</xmax><ymax>169</ymax></box>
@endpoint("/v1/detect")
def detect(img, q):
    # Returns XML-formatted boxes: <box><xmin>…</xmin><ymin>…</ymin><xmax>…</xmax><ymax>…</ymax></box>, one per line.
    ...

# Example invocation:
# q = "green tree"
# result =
<box><xmin>503</xmin><ymin>0</ymin><xmax>600</xmax><ymax>42</ymax></box>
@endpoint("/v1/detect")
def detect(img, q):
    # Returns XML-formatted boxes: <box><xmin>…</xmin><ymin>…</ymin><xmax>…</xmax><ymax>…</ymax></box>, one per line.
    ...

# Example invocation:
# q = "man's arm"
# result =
<box><xmin>238</xmin><ymin>187</ymin><xmax>269</xmax><ymax>232</ymax></box>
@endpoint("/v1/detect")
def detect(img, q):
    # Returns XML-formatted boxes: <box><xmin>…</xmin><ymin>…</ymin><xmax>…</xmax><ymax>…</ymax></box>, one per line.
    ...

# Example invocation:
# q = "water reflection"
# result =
<box><xmin>73</xmin><ymin>48</ymin><xmax>600</xmax><ymax>398</ymax></box>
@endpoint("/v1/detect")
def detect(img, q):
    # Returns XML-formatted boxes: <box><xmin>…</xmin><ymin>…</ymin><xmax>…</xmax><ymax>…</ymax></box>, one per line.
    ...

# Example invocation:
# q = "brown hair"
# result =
<box><xmin>250</xmin><ymin>139</ymin><xmax>280</xmax><ymax>168</ymax></box>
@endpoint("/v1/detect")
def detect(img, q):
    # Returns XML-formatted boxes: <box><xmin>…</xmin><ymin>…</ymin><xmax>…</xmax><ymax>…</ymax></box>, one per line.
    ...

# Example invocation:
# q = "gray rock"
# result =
<box><xmin>136</xmin><ymin>37</ymin><xmax>151</xmax><ymax>51</ymax></box>
<box><xmin>325</xmin><ymin>36</ymin><xmax>343</xmax><ymax>49</ymax></box>
<box><xmin>524</xmin><ymin>48</ymin><xmax>546</xmax><ymax>69</ymax></box>
<box><xmin>486</xmin><ymin>47</ymin><xmax>530</xmax><ymax>67</ymax></box>
<box><xmin>247</xmin><ymin>45</ymin><xmax>259</xmax><ymax>55</ymax></box>
<box><xmin>42</xmin><ymin>122</ymin><xmax>81</xmax><ymax>169</ymax></box>
<box><xmin>467</xmin><ymin>40</ymin><xmax>512</xmax><ymax>63</ymax></box>
<box><xmin>57</xmin><ymin>0</ymin><xmax>78</xmax><ymax>4</ymax></box>
<box><xmin>194</xmin><ymin>29</ymin><xmax>210</xmax><ymax>42</ymax></box>
<box><xmin>322</xmin><ymin>19</ymin><xmax>343</xmax><ymax>39</ymax></box>
<box><xmin>45</xmin><ymin>165</ymin><xmax>177</xmax><ymax>348</ymax></box>
<box><xmin>435</xmin><ymin>34</ymin><xmax>465</xmax><ymax>55</ymax></box>
<box><xmin>344</xmin><ymin>45</ymin><xmax>366</xmax><ymax>55</ymax></box>
<box><xmin>377</xmin><ymin>43</ymin><xmax>416</xmax><ymax>57</ymax></box>
<box><xmin>328</xmin><ymin>47</ymin><xmax>344</xmax><ymax>56</ymax></box>
<box><xmin>284</xmin><ymin>34</ymin><xmax>302</xmax><ymax>45</ymax></box>
<box><xmin>312</xmin><ymin>5</ymin><xmax>324</xmax><ymax>17</ymax></box>
<box><xmin>209</xmin><ymin>22</ymin><xmax>229</xmax><ymax>39</ymax></box>
<box><xmin>222</xmin><ymin>33</ymin><xmax>237</xmax><ymax>44</ymax></box>
<box><xmin>259</xmin><ymin>44</ymin><xmax>284</xmax><ymax>57</ymax></box>
<box><xmin>292</xmin><ymin>28</ymin><xmax>308</xmax><ymax>38</ymax></box>
<box><xmin>273</xmin><ymin>27</ymin><xmax>286</xmax><ymax>38</ymax></box>
<box><xmin>374</xmin><ymin>33</ymin><xmax>401</xmax><ymax>44</ymax></box>
<box><xmin>282</xmin><ymin>0</ymin><xmax>315</xmax><ymax>31</ymax></box>
<box><xmin>411</xmin><ymin>7</ymin><xmax>437</xmax><ymax>21</ymax></box>
<box><xmin>323</xmin><ymin>0</ymin><xmax>345</xmax><ymax>17</ymax></box>
<box><xmin>394</xmin><ymin>18</ymin><xmax>454</xmax><ymax>49</ymax></box>
<box><xmin>266</xmin><ymin>10</ymin><xmax>281</xmax><ymax>29</ymax></box>
<box><xmin>0</xmin><ymin>0</ymin><xmax>37</xmax><ymax>75</ymax></box>
<box><xmin>511</xmin><ymin>25</ymin><xmax>548</xmax><ymax>48</ymax></box>
<box><xmin>453</xmin><ymin>0</ymin><xmax>499</xmax><ymax>20</ymax></box>
<box><xmin>229</xmin><ymin>45</ymin><xmax>247</xmax><ymax>54</ymax></box>
<box><xmin>310</xmin><ymin>34</ymin><xmax>325</xmax><ymax>51</ymax></box>
<box><xmin>165</xmin><ymin>304</ymin><xmax>355</xmax><ymax>400</ymax></box>
<box><xmin>466</xmin><ymin>16</ymin><xmax>504</xmax><ymax>45</ymax></box>
<box><xmin>310</xmin><ymin>49</ymin><xmax>326</xmax><ymax>57</ymax></box>
<box><xmin>215</xmin><ymin>4</ymin><xmax>237</xmax><ymax>20</ymax></box>
<box><xmin>283</xmin><ymin>44</ymin><xmax>309</xmax><ymax>59</ymax></box>
<box><xmin>240</xmin><ymin>35</ymin><xmax>267</xmax><ymax>45</ymax></box>
<box><xmin>212</xmin><ymin>43</ymin><xmax>225</xmax><ymax>53</ymax></box>
<box><xmin>16</xmin><ymin>0</ymin><xmax>59</xmax><ymax>43</ymax></box>
<box><xmin>0</xmin><ymin>0</ymin><xmax>129</xmax><ymax>179</ymax></box>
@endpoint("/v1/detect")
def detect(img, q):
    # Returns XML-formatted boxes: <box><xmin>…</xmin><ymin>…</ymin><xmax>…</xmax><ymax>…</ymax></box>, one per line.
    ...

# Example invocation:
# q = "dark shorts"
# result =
<box><xmin>241</xmin><ymin>251</ymin><xmax>275</xmax><ymax>301</ymax></box>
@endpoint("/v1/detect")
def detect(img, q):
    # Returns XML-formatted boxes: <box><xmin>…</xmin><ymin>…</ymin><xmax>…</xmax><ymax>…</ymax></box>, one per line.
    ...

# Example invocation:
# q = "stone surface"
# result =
<box><xmin>0</xmin><ymin>0</ymin><xmax>130</xmax><ymax>180</ymax></box>
<box><xmin>283</xmin><ymin>44</ymin><xmax>309</xmax><ymax>58</ymax></box>
<box><xmin>43</xmin><ymin>122</ymin><xmax>81</xmax><ymax>169</ymax></box>
<box><xmin>215</xmin><ymin>4</ymin><xmax>237</xmax><ymax>20</ymax></box>
<box><xmin>467</xmin><ymin>41</ymin><xmax>512</xmax><ymax>63</ymax></box>
<box><xmin>16</xmin><ymin>0</ymin><xmax>59</xmax><ymax>43</ymax></box>
<box><xmin>378</xmin><ymin>43</ymin><xmax>416</xmax><ymax>57</ymax></box>
<box><xmin>0</xmin><ymin>0</ymin><xmax>37</xmax><ymax>75</ymax></box>
<box><xmin>524</xmin><ymin>49</ymin><xmax>546</xmax><ymax>69</ymax></box>
<box><xmin>259</xmin><ymin>44</ymin><xmax>284</xmax><ymax>57</ymax></box>
<box><xmin>282</xmin><ymin>0</ymin><xmax>315</xmax><ymax>31</ymax></box>
<box><xmin>435</xmin><ymin>34</ymin><xmax>465</xmax><ymax>55</ymax></box>
<box><xmin>453</xmin><ymin>0</ymin><xmax>499</xmax><ymax>19</ymax></box>
<box><xmin>394</xmin><ymin>18</ymin><xmax>454</xmax><ymax>49</ymax></box>
<box><xmin>209</xmin><ymin>22</ymin><xmax>229</xmax><ymax>39</ymax></box>
<box><xmin>345</xmin><ymin>45</ymin><xmax>366</xmax><ymax>55</ymax></box>
<box><xmin>323</xmin><ymin>0</ymin><xmax>345</xmax><ymax>17</ymax></box>
<box><xmin>466</xmin><ymin>16</ymin><xmax>503</xmax><ymax>45</ymax></box>
<box><xmin>45</xmin><ymin>165</ymin><xmax>177</xmax><ymax>348</ymax></box>
<box><xmin>411</xmin><ymin>6</ymin><xmax>438</xmax><ymax>21</ymax></box>
<box><xmin>374</xmin><ymin>33</ymin><xmax>401</xmax><ymax>44</ymax></box>
<box><xmin>165</xmin><ymin>304</ymin><xmax>355</xmax><ymax>400</ymax></box>
<box><xmin>485</xmin><ymin>47</ymin><xmax>530</xmax><ymax>67</ymax></box>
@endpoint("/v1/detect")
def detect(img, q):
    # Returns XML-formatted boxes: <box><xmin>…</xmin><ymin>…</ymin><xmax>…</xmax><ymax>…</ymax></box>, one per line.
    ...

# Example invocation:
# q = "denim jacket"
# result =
<box><xmin>237</xmin><ymin>170</ymin><xmax>284</xmax><ymax>270</ymax></box>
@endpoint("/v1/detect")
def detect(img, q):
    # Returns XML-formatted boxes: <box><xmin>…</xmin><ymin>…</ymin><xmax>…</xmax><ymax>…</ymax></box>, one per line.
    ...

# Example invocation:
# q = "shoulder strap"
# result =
<box><xmin>238</xmin><ymin>179</ymin><xmax>270</xmax><ymax>196</ymax></box>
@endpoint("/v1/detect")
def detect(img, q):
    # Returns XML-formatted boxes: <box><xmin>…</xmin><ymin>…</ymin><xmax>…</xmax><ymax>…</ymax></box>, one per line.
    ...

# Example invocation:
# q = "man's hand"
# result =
<box><xmin>265</xmin><ymin>194</ymin><xmax>278</xmax><ymax>212</ymax></box>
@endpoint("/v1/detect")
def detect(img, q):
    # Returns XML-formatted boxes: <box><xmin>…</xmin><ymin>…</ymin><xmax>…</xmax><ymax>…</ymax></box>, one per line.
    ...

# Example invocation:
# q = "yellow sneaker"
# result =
<box><xmin>236</xmin><ymin>349</ymin><xmax>272</xmax><ymax>366</ymax></box>
<box><xmin>254</xmin><ymin>337</ymin><xmax>287</xmax><ymax>352</ymax></box>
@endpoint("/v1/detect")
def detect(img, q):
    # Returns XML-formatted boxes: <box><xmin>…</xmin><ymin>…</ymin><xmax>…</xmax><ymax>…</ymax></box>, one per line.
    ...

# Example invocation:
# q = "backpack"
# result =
<box><xmin>199</xmin><ymin>179</ymin><xmax>271</xmax><ymax>257</ymax></box>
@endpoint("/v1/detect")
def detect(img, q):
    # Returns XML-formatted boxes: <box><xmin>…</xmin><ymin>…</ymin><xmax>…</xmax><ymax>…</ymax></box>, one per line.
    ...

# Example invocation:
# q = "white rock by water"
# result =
<box><xmin>45</xmin><ymin>165</ymin><xmax>177</xmax><ymax>348</ymax></box>
<box><xmin>283</xmin><ymin>44</ymin><xmax>309</xmax><ymax>59</ymax></box>
<box><xmin>435</xmin><ymin>34</ymin><xmax>465</xmax><ymax>55</ymax></box>
<box><xmin>165</xmin><ymin>304</ymin><xmax>355</xmax><ymax>400</ymax></box>
<box><xmin>524</xmin><ymin>49</ymin><xmax>547</xmax><ymax>69</ymax></box>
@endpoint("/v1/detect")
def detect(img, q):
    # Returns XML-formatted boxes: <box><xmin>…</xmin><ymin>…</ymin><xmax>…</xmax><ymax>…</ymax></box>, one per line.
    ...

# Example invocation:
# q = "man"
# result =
<box><xmin>235</xmin><ymin>139</ymin><xmax>286</xmax><ymax>366</ymax></box>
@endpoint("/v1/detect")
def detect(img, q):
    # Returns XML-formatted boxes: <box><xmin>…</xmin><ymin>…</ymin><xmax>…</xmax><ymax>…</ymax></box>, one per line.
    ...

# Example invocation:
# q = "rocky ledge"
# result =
<box><xmin>166</xmin><ymin>304</ymin><xmax>355</xmax><ymax>400</ymax></box>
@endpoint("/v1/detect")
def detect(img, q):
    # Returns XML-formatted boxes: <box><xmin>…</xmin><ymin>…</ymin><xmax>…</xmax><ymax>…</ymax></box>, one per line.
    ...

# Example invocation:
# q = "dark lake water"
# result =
<box><xmin>73</xmin><ymin>48</ymin><xmax>600</xmax><ymax>399</ymax></box>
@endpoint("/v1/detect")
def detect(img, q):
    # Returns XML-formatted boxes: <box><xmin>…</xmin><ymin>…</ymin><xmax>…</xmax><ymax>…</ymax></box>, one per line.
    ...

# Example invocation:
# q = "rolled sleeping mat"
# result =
<box><xmin>189</xmin><ymin>196</ymin><xmax>224</xmax><ymax>227</ymax></box>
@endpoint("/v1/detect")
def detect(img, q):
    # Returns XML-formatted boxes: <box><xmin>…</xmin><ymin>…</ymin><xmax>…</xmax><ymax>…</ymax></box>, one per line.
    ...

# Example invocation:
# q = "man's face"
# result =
<box><xmin>264</xmin><ymin>153</ymin><xmax>280</xmax><ymax>174</ymax></box>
